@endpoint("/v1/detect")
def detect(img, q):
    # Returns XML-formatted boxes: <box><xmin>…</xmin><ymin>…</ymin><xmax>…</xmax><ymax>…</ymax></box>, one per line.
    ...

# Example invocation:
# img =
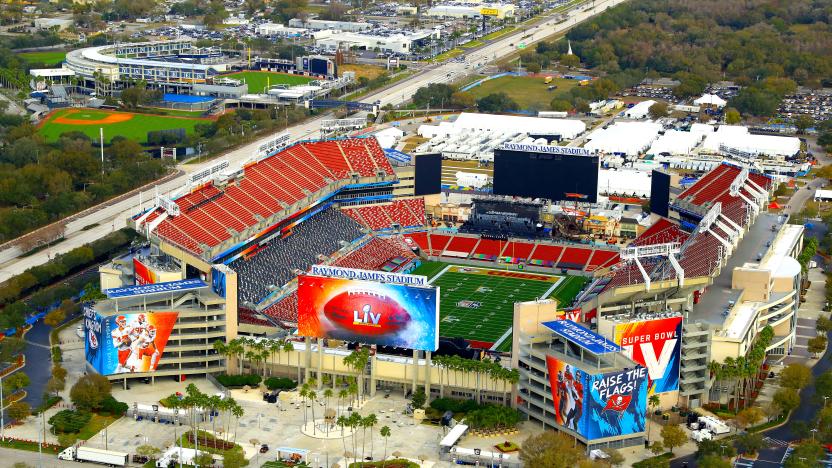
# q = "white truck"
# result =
<box><xmin>691</xmin><ymin>429</ymin><xmax>713</xmax><ymax>442</ymax></box>
<box><xmin>698</xmin><ymin>415</ymin><xmax>730</xmax><ymax>435</ymax></box>
<box><xmin>58</xmin><ymin>446</ymin><xmax>129</xmax><ymax>466</ymax></box>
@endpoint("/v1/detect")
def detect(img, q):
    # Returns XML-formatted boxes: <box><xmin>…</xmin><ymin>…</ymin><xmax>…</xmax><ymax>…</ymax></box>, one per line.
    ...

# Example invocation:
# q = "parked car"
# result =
<box><xmin>260</xmin><ymin>444</ymin><xmax>269</xmax><ymax>454</ymax></box>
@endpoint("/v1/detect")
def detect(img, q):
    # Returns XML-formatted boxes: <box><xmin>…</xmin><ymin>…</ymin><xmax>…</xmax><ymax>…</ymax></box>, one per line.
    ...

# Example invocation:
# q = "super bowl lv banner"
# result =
<box><xmin>614</xmin><ymin>317</ymin><xmax>682</xmax><ymax>394</ymax></box>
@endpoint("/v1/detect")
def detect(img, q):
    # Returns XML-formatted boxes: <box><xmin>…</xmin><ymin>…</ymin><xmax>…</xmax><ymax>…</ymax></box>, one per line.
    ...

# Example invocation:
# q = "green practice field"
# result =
<box><xmin>411</xmin><ymin>261</ymin><xmax>588</xmax><ymax>350</ymax></box>
<box><xmin>220</xmin><ymin>71</ymin><xmax>314</xmax><ymax>94</ymax></box>
<box><xmin>38</xmin><ymin>108</ymin><xmax>209</xmax><ymax>143</ymax></box>
<box><xmin>17</xmin><ymin>51</ymin><xmax>66</xmax><ymax>66</ymax></box>
<box><xmin>462</xmin><ymin>75</ymin><xmax>578</xmax><ymax>110</ymax></box>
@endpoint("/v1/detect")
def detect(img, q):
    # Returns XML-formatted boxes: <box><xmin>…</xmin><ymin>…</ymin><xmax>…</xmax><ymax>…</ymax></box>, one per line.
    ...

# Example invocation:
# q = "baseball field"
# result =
<box><xmin>219</xmin><ymin>71</ymin><xmax>314</xmax><ymax>94</ymax></box>
<box><xmin>37</xmin><ymin>108</ymin><xmax>211</xmax><ymax>143</ymax></box>
<box><xmin>410</xmin><ymin>261</ymin><xmax>588</xmax><ymax>351</ymax></box>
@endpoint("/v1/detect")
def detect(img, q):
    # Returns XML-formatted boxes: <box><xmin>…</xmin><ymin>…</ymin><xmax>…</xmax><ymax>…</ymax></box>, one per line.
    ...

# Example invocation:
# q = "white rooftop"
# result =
<box><xmin>453</xmin><ymin>112</ymin><xmax>586</xmax><ymax>140</ymax></box>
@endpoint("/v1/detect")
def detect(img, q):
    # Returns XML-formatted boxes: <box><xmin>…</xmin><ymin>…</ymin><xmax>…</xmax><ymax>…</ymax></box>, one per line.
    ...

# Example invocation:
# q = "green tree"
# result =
<box><xmin>660</xmin><ymin>424</ymin><xmax>686</xmax><ymax>454</ymax></box>
<box><xmin>193</xmin><ymin>452</ymin><xmax>214</xmax><ymax>467</ymax></box>
<box><xmin>809</xmin><ymin>335</ymin><xmax>828</xmax><ymax>356</ymax></box>
<box><xmin>380</xmin><ymin>425</ymin><xmax>391</xmax><ymax>468</ymax></box>
<box><xmin>724</xmin><ymin>108</ymin><xmax>741</xmax><ymax>125</ymax></box>
<box><xmin>648</xmin><ymin>101</ymin><xmax>670</xmax><ymax>120</ymax></box>
<box><xmin>519</xmin><ymin>431</ymin><xmax>586</xmax><ymax>467</ymax></box>
<box><xmin>794</xmin><ymin>115</ymin><xmax>814</xmax><ymax>134</ymax></box>
<box><xmin>70</xmin><ymin>373</ymin><xmax>111</xmax><ymax>410</ymax></box>
<box><xmin>413</xmin><ymin>83</ymin><xmax>454</xmax><ymax>108</ymax></box>
<box><xmin>697</xmin><ymin>438</ymin><xmax>736</xmax><ymax>459</ymax></box>
<box><xmin>735</xmin><ymin>432</ymin><xmax>764</xmax><ymax>456</ymax></box>
<box><xmin>551</xmin><ymin>99</ymin><xmax>573</xmax><ymax>112</ymax></box>
<box><xmin>780</xmin><ymin>363</ymin><xmax>812</xmax><ymax>389</ymax></box>
<box><xmin>784</xmin><ymin>441</ymin><xmax>824</xmax><ymax>468</ymax></box>
<box><xmin>649</xmin><ymin>441</ymin><xmax>665</xmax><ymax>455</ymax></box>
<box><xmin>735</xmin><ymin>407</ymin><xmax>764</xmax><ymax>430</ymax></box>
<box><xmin>222</xmin><ymin>448</ymin><xmax>246</xmax><ymax>468</ymax></box>
<box><xmin>773</xmin><ymin>387</ymin><xmax>801</xmax><ymax>414</ymax></box>
<box><xmin>7</xmin><ymin>401</ymin><xmax>30</xmax><ymax>420</ymax></box>
<box><xmin>411</xmin><ymin>388</ymin><xmax>426</xmax><ymax>410</ymax></box>
<box><xmin>477</xmin><ymin>93</ymin><xmax>519</xmax><ymax>113</ymax></box>
<box><xmin>560</xmin><ymin>54</ymin><xmax>580</xmax><ymax>68</ymax></box>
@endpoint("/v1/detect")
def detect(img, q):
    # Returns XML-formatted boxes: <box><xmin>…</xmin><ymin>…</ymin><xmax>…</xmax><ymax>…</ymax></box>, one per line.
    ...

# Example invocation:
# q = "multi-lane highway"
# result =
<box><xmin>0</xmin><ymin>0</ymin><xmax>628</xmax><ymax>281</ymax></box>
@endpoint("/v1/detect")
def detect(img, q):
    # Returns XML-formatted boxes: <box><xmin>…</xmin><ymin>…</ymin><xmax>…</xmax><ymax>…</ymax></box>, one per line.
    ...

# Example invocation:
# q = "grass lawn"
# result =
<box><xmin>340</xmin><ymin>63</ymin><xmax>388</xmax><ymax>80</ymax></box>
<box><xmin>482</xmin><ymin>26</ymin><xmax>516</xmax><ymax>41</ymax></box>
<box><xmin>77</xmin><ymin>413</ymin><xmax>120</xmax><ymax>440</ymax></box>
<box><xmin>18</xmin><ymin>51</ymin><xmax>66</xmax><ymax>66</ymax></box>
<box><xmin>461</xmin><ymin>40</ymin><xmax>485</xmax><ymax>49</ymax></box>
<box><xmin>220</xmin><ymin>71</ymin><xmax>313</xmax><ymax>94</ymax></box>
<box><xmin>433</xmin><ymin>48</ymin><xmax>465</xmax><ymax>62</ymax></box>
<box><xmin>411</xmin><ymin>261</ymin><xmax>575</xmax><ymax>346</ymax></box>
<box><xmin>462</xmin><ymin>75</ymin><xmax>578</xmax><ymax>110</ymax></box>
<box><xmin>38</xmin><ymin>108</ymin><xmax>209</xmax><ymax>143</ymax></box>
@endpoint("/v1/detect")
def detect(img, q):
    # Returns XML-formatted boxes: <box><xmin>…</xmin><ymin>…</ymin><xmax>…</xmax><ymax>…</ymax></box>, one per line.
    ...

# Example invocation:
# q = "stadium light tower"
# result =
<box><xmin>619</xmin><ymin>242</ymin><xmax>684</xmax><ymax>291</ymax></box>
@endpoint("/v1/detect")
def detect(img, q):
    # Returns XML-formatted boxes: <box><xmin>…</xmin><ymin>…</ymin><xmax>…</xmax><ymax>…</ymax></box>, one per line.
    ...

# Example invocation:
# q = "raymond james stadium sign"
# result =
<box><xmin>498</xmin><ymin>143</ymin><xmax>594</xmax><ymax>157</ymax></box>
<box><xmin>309</xmin><ymin>265</ymin><xmax>427</xmax><ymax>286</ymax></box>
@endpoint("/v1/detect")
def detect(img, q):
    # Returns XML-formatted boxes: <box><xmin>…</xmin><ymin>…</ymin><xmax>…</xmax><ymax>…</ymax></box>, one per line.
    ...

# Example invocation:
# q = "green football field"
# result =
<box><xmin>220</xmin><ymin>71</ymin><xmax>314</xmax><ymax>94</ymax></box>
<box><xmin>17</xmin><ymin>51</ymin><xmax>66</xmax><ymax>66</ymax></box>
<box><xmin>411</xmin><ymin>261</ymin><xmax>589</xmax><ymax>351</ymax></box>
<box><xmin>38</xmin><ymin>108</ymin><xmax>210</xmax><ymax>143</ymax></box>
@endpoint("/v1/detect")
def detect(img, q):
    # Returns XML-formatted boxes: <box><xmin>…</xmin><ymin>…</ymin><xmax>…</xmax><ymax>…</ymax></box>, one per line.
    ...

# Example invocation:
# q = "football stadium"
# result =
<box><xmin>83</xmin><ymin>128</ymin><xmax>804</xmax><ymax>453</ymax></box>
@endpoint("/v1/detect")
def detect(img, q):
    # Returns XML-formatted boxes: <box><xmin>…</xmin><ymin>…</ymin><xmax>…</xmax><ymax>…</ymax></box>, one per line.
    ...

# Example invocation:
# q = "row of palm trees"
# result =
<box><xmin>335</xmin><ymin>412</ymin><xmax>394</xmax><ymax>467</ymax></box>
<box><xmin>213</xmin><ymin>338</ymin><xmax>295</xmax><ymax>377</ymax></box>
<box><xmin>433</xmin><ymin>355</ymin><xmax>520</xmax><ymax>403</ymax></box>
<box><xmin>165</xmin><ymin>383</ymin><xmax>245</xmax><ymax>450</ymax></box>
<box><xmin>298</xmin><ymin>378</ymin><xmax>362</xmax><ymax>432</ymax></box>
<box><xmin>709</xmin><ymin>325</ymin><xmax>774</xmax><ymax>410</ymax></box>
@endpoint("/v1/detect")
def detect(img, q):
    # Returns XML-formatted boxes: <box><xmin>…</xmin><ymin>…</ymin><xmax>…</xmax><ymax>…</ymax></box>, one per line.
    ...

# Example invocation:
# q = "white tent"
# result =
<box><xmin>598</xmin><ymin>168</ymin><xmax>652</xmax><ymax>197</ymax></box>
<box><xmin>452</xmin><ymin>112</ymin><xmax>586</xmax><ymax>140</ymax></box>
<box><xmin>694</xmin><ymin>94</ymin><xmax>727</xmax><ymax>108</ymax></box>
<box><xmin>702</xmin><ymin>125</ymin><xmax>800</xmax><ymax>157</ymax></box>
<box><xmin>374</xmin><ymin>127</ymin><xmax>405</xmax><ymax>148</ymax></box>
<box><xmin>623</xmin><ymin>100</ymin><xmax>656</xmax><ymax>119</ymax></box>
<box><xmin>584</xmin><ymin>121</ymin><xmax>662</xmax><ymax>156</ymax></box>
<box><xmin>647</xmin><ymin>130</ymin><xmax>704</xmax><ymax>155</ymax></box>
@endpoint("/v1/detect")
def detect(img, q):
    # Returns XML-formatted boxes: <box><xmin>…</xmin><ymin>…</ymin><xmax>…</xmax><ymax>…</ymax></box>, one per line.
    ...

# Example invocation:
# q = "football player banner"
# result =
<box><xmin>546</xmin><ymin>356</ymin><xmax>587</xmax><ymax>435</ymax></box>
<box><xmin>583</xmin><ymin>367</ymin><xmax>648</xmax><ymax>440</ymax></box>
<box><xmin>297</xmin><ymin>274</ymin><xmax>439</xmax><ymax>351</ymax></box>
<box><xmin>613</xmin><ymin>317</ymin><xmax>682</xmax><ymax>395</ymax></box>
<box><xmin>85</xmin><ymin>308</ymin><xmax>178</xmax><ymax>375</ymax></box>
<box><xmin>546</xmin><ymin>355</ymin><xmax>648</xmax><ymax>440</ymax></box>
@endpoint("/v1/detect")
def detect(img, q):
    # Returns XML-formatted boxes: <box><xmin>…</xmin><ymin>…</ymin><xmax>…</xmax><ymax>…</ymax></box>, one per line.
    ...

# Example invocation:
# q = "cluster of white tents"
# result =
<box><xmin>585</xmin><ymin>121</ymin><xmax>663</xmax><ymax>156</ymax></box>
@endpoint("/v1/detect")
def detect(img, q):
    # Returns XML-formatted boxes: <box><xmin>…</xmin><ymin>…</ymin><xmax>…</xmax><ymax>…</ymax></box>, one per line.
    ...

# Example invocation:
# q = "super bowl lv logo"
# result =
<box><xmin>614</xmin><ymin>317</ymin><xmax>682</xmax><ymax>394</ymax></box>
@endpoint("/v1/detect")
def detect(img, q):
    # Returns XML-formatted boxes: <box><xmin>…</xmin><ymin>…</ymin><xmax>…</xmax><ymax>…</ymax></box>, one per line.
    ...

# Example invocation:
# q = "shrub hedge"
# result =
<box><xmin>265</xmin><ymin>377</ymin><xmax>296</xmax><ymax>391</ymax></box>
<box><xmin>215</xmin><ymin>374</ymin><xmax>261</xmax><ymax>388</ymax></box>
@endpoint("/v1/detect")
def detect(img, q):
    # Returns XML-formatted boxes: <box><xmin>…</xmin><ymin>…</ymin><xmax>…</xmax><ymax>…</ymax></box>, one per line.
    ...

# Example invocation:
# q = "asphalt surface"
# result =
<box><xmin>20</xmin><ymin>320</ymin><xmax>53</xmax><ymax>409</ymax></box>
<box><xmin>0</xmin><ymin>0</ymin><xmax>629</xmax><ymax>282</ymax></box>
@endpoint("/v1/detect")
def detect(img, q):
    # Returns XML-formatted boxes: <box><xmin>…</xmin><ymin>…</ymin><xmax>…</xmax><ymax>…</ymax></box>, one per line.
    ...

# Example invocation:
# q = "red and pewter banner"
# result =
<box><xmin>613</xmin><ymin>316</ymin><xmax>682</xmax><ymax>394</ymax></box>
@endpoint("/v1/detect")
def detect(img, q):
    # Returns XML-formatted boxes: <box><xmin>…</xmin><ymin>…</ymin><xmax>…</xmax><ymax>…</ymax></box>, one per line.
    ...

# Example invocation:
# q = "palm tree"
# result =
<box><xmin>380</xmin><ymin>425</ymin><xmax>391</xmax><ymax>467</ymax></box>
<box><xmin>338</xmin><ymin>388</ymin><xmax>349</xmax><ymax>418</ymax></box>
<box><xmin>282</xmin><ymin>340</ymin><xmax>297</xmax><ymax>381</ymax></box>
<box><xmin>323</xmin><ymin>389</ymin><xmax>334</xmax><ymax>434</ymax></box>
<box><xmin>269</xmin><ymin>340</ymin><xmax>283</xmax><ymax>375</ymax></box>
<box><xmin>365</xmin><ymin>413</ymin><xmax>378</xmax><ymax>460</ymax></box>
<box><xmin>349</xmin><ymin>412</ymin><xmax>362</xmax><ymax>464</ymax></box>
<box><xmin>259</xmin><ymin>349</ymin><xmax>270</xmax><ymax>378</ymax></box>
<box><xmin>232</xmin><ymin>401</ymin><xmax>245</xmax><ymax>444</ymax></box>
<box><xmin>337</xmin><ymin>415</ymin><xmax>349</xmax><ymax>454</ymax></box>
<box><xmin>245</xmin><ymin>350</ymin><xmax>257</xmax><ymax>374</ymax></box>
<box><xmin>348</xmin><ymin>381</ymin><xmax>358</xmax><ymax>408</ymax></box>
<box><xmin>647</xmin><ymin>394</ymin><xmax>660</xmax><ymax>441</ymax></box>
<box><xmin>308</xmin><ymin>390</ymin><xmax>318</xmax><ymax>435</ymax></box>
<box><xmin>300</xmin><ymin>384</ymin><xmax>310</xmax><ymax>424</ymax></box>
<box><xmin>213</xmin><ymin>340</ymin><xmax>228</xmax><ymax>372</ymax></box>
